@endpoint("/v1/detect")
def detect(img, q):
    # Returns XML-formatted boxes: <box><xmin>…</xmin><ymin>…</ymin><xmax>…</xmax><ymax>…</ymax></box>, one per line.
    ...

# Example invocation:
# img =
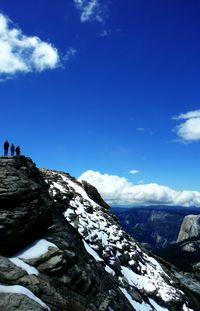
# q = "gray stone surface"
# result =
<box><xmin>0</xmin><ymin>293</ymin><xmax>45</xmax><ymax>311</ymax></box>
<box><xmin>0</xmin><ymin>256</ymin><xmax>25</xmax><ymax>282</ymax></box>
<box><xmin>177</xmin><ymin>214</ymin><xmax>200</xmax><ymax>242</ymax></box>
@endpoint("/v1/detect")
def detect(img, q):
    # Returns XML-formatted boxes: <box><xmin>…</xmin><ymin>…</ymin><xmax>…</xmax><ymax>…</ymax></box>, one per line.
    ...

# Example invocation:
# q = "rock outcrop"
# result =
<box><xmin>0</xmin><ymin>157</ymin><xmax>53</xmax><ymax>256</ymax></box>
<box><xmin>81</xmin><ymin>180</ymin><xmax>110</xmax><ymax>209</ymax></box>
<box><xmin>0</xmin><ymin>157</ymin><xmax>196</xmax><ymax>310</ymax></box>
<box><xmin>177</xmin><ymin>214</ymin><xmax>200</xmax><ymax>243</ymax></box>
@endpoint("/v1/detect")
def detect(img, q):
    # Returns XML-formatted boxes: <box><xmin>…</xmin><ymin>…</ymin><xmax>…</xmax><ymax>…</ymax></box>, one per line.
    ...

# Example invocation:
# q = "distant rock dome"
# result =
<box><xmin>177</xmin><ymin>214</ymin><xmax>200</xmax><ymax>243</ymax></box>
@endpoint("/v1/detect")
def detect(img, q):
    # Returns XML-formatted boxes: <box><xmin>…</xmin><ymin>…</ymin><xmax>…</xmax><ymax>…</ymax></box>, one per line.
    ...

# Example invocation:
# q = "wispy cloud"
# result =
<box><xmin>73</xmin><ymin>0</ymin><xmax>106</xmax><ymax>23</ymax></box>
<box><xmin>137</xmin><ymin>127</ymin><xmax>145</xmax><ymax>132</ymax></box>
<box><xmin>97</xmin><ymin>29</ymin><xmax>111</xmax><ymax>37</ymax></box>
<box><xmin>78</xmin><ymin>170</ymin><xmax>200</xmax><ymax>207</ymax></box>
<box><xmin>0</xmin><ymin>13</ymin><xmax>60</xmax><ymax>79</ymax></box>
<box><xmin>173</xmin><ymin>109</ymin><xmax>200</xmax><ymax>142</ymax></box>
<box><xmin>137</xmin><ymin>127</ymin><xmax>155</xmax><ymax>136</ymax></box>
<box><xmin>129</xmin><ymin>169</ymin><xmax>140</xmax><ymax>175</ymax></box>
<box><xmin>64</xmin><ymin>47</ymin><xmax>77</xmax><ymax>61</ymax></box>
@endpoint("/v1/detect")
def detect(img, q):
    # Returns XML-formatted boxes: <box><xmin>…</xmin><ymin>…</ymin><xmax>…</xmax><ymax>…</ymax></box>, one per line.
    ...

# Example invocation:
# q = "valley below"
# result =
<box><xmin>112</xmin><ymin>206</ymin><xmax>200</xmax><ymax>249</ymax></box>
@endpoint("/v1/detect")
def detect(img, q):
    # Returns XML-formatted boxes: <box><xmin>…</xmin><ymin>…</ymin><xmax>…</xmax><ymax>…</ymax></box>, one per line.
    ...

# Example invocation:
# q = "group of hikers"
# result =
<box><xmin>3</xmin><ymin>140</ymin><xmax>21</xmax><ymax>157</ymax></box>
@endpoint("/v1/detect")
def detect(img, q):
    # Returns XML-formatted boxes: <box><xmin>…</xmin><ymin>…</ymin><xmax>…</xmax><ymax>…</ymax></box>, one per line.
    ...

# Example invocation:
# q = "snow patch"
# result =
<box><xmin>16</xmin><ymin>239</ymin><xmax>58</xmax><ymax>260</ymax></box>
<box><xmin>83</xmin><ymin>240</ymin><xmax>103</xmax><ymax>262</ymax></box>
<box><xmin>9</xmin><ymin>257</ymin><xmax>39</xmax><ymax>276</ymax></box>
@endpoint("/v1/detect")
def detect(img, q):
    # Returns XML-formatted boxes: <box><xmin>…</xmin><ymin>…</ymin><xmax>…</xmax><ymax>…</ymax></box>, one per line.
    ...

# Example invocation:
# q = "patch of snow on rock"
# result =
<box><xmin>16</xmin><ymin>239</ymin><xmax>58</xmax><ymax>260</ymax></box>
<box><xmin>9</xmin><ymin>257</ymin><xmax>39</xmax><ymax>276</ymax></box>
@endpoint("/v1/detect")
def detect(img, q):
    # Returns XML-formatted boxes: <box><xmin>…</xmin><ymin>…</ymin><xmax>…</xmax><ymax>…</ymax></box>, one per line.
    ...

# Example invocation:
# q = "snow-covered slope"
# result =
<box><xmin>43</xmin><ymin>169</ymin><xmax>193</xmax><ymax>311</ymax></box>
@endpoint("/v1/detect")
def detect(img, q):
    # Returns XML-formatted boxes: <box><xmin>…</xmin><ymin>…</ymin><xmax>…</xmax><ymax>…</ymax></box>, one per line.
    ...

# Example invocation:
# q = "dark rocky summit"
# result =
<box><xmin>0</xmin><ymin>157</ymin><xmax>197</xmax><ymax>310</ymax></box>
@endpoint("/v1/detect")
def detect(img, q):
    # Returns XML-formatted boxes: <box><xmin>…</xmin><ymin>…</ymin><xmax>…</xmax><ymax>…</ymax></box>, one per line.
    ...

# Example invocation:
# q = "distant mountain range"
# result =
<box><xmin>112</xmin><ymin>206</ymin><xmax>200</xmax><ymax>249</ymax></box>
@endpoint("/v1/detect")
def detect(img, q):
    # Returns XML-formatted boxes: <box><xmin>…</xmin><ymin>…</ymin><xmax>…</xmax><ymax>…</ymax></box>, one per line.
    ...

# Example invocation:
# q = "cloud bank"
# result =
<box><xmin>173</xmin><ymin>109</ymin><xmax>200</xmax><ymax>142</ymax></box>
<box><xmin>78</xmin><ymin>170</ymin><xmax>200</xmax><ymax>207</ymax></box>
<box><xmin>73</xmin><ymin>0</ymin><xmax>105</xmax><ymax>23</ymax></box>
<box><xmin>0</xmin><ymin>13</ymin><xmax>59</xmax><ymax>78</ymax></box>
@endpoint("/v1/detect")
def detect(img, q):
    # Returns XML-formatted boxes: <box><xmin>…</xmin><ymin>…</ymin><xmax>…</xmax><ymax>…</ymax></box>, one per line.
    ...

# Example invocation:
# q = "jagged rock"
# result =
<box><xmin>81</xmin><ymin>180</ymin><xmax>110</xmax><ymax>209</ymax></box>
<box><xmin>23</xmin><ymin>246</ymin><xmax>66</xmax><ymax>274</ymax></box>
<box><xmin>37</xmin><ymin>253</ymin><xmax>66</xmax><ymax>274</ymax></box>
<box><xmin>177</xmin><ymin>214</ymin><xmax>200</xmax><ymax>242</ymax></box>
<box><xmin>129</xmin><ymin>288</ymin><xmax>143</xmax><ymax>303</ymax></box>
<box><xmin>118</xmin><ymin>252</ymin><xmax>131</xmax><ymax>265</ymax></box>
<box><xmin>0</xmin><ymin>157</ymin><xmax>53</xmax><ymax>256</ymax></box>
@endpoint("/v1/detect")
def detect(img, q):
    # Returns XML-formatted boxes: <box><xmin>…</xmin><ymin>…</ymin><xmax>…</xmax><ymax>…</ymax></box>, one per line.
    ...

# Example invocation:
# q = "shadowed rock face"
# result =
<box><xmin>0</xmin><ymin>157</ymin><xmax>53</xmax><ymax>255</ymax></box>
<box><xmin>81</xmin><ymin>180</ymin><xmax>110</xmax><ymax>209</ymax></box>
<box><xmin>177</xmin><ymin>214</ymin><xmax>200</xmax><ymax>243</ymax></box>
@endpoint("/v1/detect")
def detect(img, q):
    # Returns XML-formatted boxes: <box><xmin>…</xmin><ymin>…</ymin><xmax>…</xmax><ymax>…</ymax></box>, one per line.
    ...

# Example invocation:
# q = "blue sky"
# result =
<box><xmin>1</xmin><ymin>0</ymin><xmax>200</xmax><ymax>205</ymax></box>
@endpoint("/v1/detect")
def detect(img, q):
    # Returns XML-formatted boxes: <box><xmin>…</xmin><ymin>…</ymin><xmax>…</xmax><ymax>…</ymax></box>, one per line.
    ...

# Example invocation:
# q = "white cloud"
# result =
<box><xmin>129</xmin><ymin>169</ymin><xmax>140</xmax><ymax>175</ymax></box>
<box><xmin>78</xmin><ymin>170</ymin><xmax>200</xmax><ymax>207</ymax></box>
<box><xmin>173</xmin><ymin>109</ymin><xmax>200</xmax><ymax>120</ymax></box>
<box><xmin>0</xmin><ymin>13</ymin><xmax>60</xmax><ymax>78</ymax></box>
<box><xmin>73</xmin><ymin>0</ymin><xmax>105</xmax><ymax>23</ymax></box>
<box><xmin>173</xmin><ymin>109</ymin><xmax>200</xmax><ymax>142</ymax></box>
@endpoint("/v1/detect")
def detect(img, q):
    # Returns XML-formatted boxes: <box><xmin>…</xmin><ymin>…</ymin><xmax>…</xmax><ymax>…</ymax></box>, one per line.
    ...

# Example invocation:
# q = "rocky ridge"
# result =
<box><xmin>0</xmin><ymin>156</ymin><xmax>196</xmax><ymax>310</ymax></box>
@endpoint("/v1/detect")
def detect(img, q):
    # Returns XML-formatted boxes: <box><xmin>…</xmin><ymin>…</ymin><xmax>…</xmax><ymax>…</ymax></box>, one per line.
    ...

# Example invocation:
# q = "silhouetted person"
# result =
<box><xmin>10</xmin><ymin>144</ymin><xmax>15</xmax><ymax>156</ymax></box>
<box><xmin>16</xmin><ymin>146</ymin><xmax>21</xmax><ymax>156</ymax></box>
<box><xmin>4</xmin><ymin>140</ymin><xmax>9</xmax><ymax>156</ymax></box>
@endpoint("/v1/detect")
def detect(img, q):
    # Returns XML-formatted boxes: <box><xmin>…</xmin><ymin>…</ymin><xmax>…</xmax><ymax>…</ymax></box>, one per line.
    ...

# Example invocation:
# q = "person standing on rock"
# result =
<box><xmin>15</xmin><ymin>146</ymin><xmax>21</xmax><ymax>156</ymax></box>
<box><xmin>10</xmin><ymin>144</ymin><xmax>15</xmax><ymax>156</ymax></box>
<box><xmin>4</xmin><ymin>140</ymin><xmax>9</xmax><ymax>156</ymax></box>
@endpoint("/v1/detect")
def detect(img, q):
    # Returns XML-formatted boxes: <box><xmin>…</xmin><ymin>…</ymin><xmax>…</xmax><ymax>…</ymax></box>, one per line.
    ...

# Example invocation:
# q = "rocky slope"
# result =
<box><xmin>42</xmin><ymin>168</ymin><xmax>195</xmax><ymax>310</ymax></box>
<box><xmin>0</xmin><ymin>156</ymin><xmax>196</xmax><ymax>310</ymax></box>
